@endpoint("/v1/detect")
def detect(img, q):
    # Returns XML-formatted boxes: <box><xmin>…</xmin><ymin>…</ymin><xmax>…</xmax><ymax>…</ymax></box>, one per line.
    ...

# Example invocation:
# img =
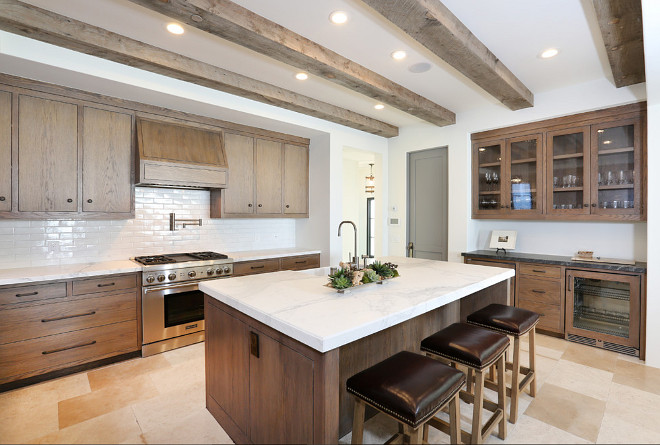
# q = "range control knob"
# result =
<box><xmin>215</xmin><ymin>268</ymin><xmax>222</xmax><ymax>275</ymax></box>
<box><xmin>146</xmin><ymin>275</ymin><xmax>155</xmax><ymax>283</ymax></box>
<box><xmin>157</xmin><ymin>274</ymin><xmax>166</xmax><ymax>282</ymax></box>
<box><xmin>168</xmin><ymin>273</ymin><xmax>177</xmax><ymax>281</ymax></box>
<box><xmin>207</xmin><ymin>269</ymin><xmax>214</xmax><ymax>276</ymax></box>
<box><xmin>188</xmin><ymin>270</ymin><xmax>197</xmax><ymax>278</ymax></box>
<box><xmin>223</xmin><ymin>266</ymin><xmax>231</xmax><ymax>273</ymax></box>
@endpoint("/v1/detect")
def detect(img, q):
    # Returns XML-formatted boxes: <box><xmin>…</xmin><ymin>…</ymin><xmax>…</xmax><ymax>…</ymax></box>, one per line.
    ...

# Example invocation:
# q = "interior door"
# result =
<box><xmin>407</xmin><ymin>147</ymin><xmax>448</xmax><ymax>260</ymax></box>
<box><xmin>223</xmin><ymin>133</ymin><xmax>255</xmax><ymax>214</ymax></box>
<box><xmin>18</xmin><ymin>94</ymin><xmax>78</xmax><ymax>212</ymax></box>
<box><xmin>0</xmin><ymin>90</ymin><xmax>10</xmax><ymax>211</ymax></box>
<box><xmin>255</xmin><ymin>139</ymin><xmax>282</xmax><ymax>214</ymax></box>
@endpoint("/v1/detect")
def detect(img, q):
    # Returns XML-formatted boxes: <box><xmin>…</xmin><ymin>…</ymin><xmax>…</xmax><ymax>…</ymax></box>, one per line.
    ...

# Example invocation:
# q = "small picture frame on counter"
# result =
<box><xmin>489</xmin><ymin>230</ymin><xmax>517</xmax><ymax>253</ymax></box>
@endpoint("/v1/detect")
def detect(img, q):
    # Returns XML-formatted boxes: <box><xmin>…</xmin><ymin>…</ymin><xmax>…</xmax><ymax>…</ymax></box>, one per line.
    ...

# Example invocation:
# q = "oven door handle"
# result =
<box><xmin>143</xmin><ymin>282</ymin><xmax>202</xmax><ymax>293</ymax></box>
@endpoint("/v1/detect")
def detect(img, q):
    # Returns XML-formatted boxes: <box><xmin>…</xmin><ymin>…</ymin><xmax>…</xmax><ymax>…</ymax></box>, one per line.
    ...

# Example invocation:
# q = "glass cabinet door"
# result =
<box><xmin>473</xmin><ymin>140</ymin><xmax>505</xmax><ymax>214</ymax></box>
<box><xmin>547</xmin><ymin>127</ymin><xmax>590</xmax><ymax>215</ymax></box>
<box><xmin>591</xmin><ymin>118</ymin><xmax>641</xmax><ymax>216</ymax></box>
<box><xmin>506</xmin><ymin>134</ymin><xmax>542</xmax><ymax>215</ymax></box>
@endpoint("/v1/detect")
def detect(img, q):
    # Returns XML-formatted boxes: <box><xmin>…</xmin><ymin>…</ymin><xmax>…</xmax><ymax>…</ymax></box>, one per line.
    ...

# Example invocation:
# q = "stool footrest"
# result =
<box><xmin>459</xmin><ymin>390</ymin><xmax>500</xmax><ymax>413</ymax></box>
<box><xmin>427</xmin><ymin>417</ymin><xmax>472</xmax><ymax>444</ymax></box>
<box><xmin>505</xmin><ymin>362</ymin><xmax>532</xmax><ymax>375</ymax></box>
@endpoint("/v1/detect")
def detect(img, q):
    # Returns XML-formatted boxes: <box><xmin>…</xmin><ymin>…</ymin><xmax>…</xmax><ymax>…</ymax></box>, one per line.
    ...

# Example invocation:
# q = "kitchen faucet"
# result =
<box><xmin>337</xmin><ymin>220</ymin><xmax>358</xmax><ymax>269</ymax></box>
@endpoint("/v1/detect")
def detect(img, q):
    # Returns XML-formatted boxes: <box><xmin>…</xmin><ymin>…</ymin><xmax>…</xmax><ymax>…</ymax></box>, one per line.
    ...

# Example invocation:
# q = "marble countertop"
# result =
<box><xmin>200</xmin><ymin>256</ymin><xmax>515</xmax><ymax>353</ymax></box>
<box><xmin>228</xmin><ymin>248</ymin><xmax>321</xmax><ymax>262</ymax></box>
<box><xmin>0</xmin><ymin>260</ymin><xmax>143</xmax><ymax>286</ymax></box>
<box><xmin>462</xmin><ymin>250</ymin><xmax>647</xmax><ymax>273</ymax></box>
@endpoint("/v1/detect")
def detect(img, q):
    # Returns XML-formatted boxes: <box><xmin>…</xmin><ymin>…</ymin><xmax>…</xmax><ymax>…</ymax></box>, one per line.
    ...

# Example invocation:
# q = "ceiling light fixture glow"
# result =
<box><xmin>374</xmin><ymin>104</ymin><xmax>385</xmax><ymax>110</ymax></box>
<box><xmin>391</xmin><ymin>50</ymin><xmax>407</xmax><ymax>61</ymax></box>
<box><xmin>540</xmin><ymin>48</ymin><xmax>559</xmax><ymax>59</ymax></box>
<box><xmin>295</xmin><ymin>72</ymin><xmax>309</xmax><ymax>80</ymax></box>
<box><xmin>329</xmin><ymin>11</ymin><xmax>348</xmax><ymax>25</ymax></box>
<box><xmin>166</xmin><ymin>23</ymin><xmax>185</xmax><ymax>35</ymax></box>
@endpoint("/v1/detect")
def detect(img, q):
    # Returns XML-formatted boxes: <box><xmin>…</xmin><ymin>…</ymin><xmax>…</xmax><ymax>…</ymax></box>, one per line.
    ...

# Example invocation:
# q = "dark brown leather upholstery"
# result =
<box><xmin>467</xmin><ymin>303</ymin><xmax>540</xmax><ymax>336</ymax></box>
<box><xmin>346</xmin><ymin>351</ymin><xmax>465</xmax><ymax>428</ymax></box>
<box><xmin>421</xmin><ymin>322</ymin><xmax>509</xmax><ymax>370</ymax></box>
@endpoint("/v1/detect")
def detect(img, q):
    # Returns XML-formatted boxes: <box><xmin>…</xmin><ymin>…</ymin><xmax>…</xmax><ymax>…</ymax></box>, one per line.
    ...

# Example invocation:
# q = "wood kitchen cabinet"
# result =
<box><xmin>0</xmin><ymin>91</ymin><xmax>11</xmax><ymax>212</ymax></box>
<box><xmin>222</xmin><ymin>133</ymin><xmax>255</xmax><ymax>215</ymax></box>
<box><xmin>255</xmin><ymin>138</ymin><xmax>283</xmax><ymax>214</ymax></box>
<box><xmin>283</xmin><ymin>143</ymin><xmax>309</xmax><ymax>215</ymax></box>
<box><xmin>232</xmin><ymin>254</ymin><xmax>321</xmax><ymax>277</ymax></box>
<box><xmin>472</xmin><ymin>102</ymin><xmax>646</xmax><ymax>221</ymax></box>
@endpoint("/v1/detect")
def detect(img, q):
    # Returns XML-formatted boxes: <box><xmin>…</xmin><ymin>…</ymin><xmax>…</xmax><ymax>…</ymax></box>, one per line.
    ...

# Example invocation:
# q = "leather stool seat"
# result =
<box><xmin>421</xmin><ymin>322</ymin><xmax>509</xmax><ymax>370</ymax></box>
<box><xmin>346</xmin><ymin>350</ymin><xmax>465</xmax><ymax>428</ymax></box>
<box><xmin>467</xmin><ymin>303</ymin><xmax>540</xmax><ymax>336</ymax></box>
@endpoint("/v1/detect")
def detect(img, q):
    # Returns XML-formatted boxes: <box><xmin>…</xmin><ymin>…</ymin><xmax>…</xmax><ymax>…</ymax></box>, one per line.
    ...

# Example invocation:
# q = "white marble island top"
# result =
<box><xmin>200</xmin><ymin>256</ymin><xmax>515</xmax><ymax>353</ymax></box>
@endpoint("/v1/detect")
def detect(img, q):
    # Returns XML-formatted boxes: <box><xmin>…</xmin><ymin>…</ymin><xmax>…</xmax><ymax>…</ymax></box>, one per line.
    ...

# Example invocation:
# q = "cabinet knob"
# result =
<box><xmin>87</xmin><ymin>199</ymin><xmax>93</xmax><ymax>203</ymax></box>
<box><xmin>591</xmin><ymin>203</ymin><xmax>597</xmax><ymax>207</ymax></box>
<box><xmin>248</xmin><ymin>203</ymin><xmax>252</xmax><ymax>207</ymax></box>
<box><xmin>258</xmin><ymin>204</ymin><xmax>262</xmax><ymax>208</ymax></box>
<box><xmin>67</xmin><ymin>198</ymin><xmax>73</xmax><ymax>203</ymax></box>
<box><xmin>285</xmin><ymin>204</ymin><xmax>290</xmax><ymax>208</ymax></box>
<box><xmin>0</xmin><ymin>196</ymin><xmax>5</xmax><ymax>201</ymax></box>
<box><xmin>505</xmin><ymin>205</ymin><xmax>510</xmax><ymax>209</ymax></box>
<box><xmin>584</xmin><ymin>203</ymin><xmax>589</xmax><ymax>208</ymax></box>
<box><xmin>500</xmin><ymin>205</ymin><xmax>505</xmax><ymax>209</ymax></box>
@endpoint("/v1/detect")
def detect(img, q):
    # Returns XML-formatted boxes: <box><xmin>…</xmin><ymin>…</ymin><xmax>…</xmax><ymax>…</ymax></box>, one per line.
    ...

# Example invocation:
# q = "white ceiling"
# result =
<box><xmin>16</xmin><ymin>0</ymin><xmax>615</xmax><ymax>129</ymax></box>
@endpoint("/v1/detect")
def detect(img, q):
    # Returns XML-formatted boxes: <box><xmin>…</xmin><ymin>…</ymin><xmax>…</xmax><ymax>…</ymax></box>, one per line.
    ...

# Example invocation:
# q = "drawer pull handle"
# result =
<box><xmin>250</xmin><ymin>331</ymin><xmax>259</xmax><ymax>358</ymax></box>
<box><xmin>250</xmin><ymin>265</ymin><xmax>265</xmax><ymax>269</ymax></box>
<box><xmin>532</xmin><ymin>269</ymin><xmax>546</xmax><ymax>273</ymax></box>
<box><xmin>42</xmin><ymin>340</ymin><xmax>96</xmax><ymax>355</ymax></box>
<box><xmin>532</xmin><ymin>290</ymin><xmax>546</xmax><ymax>294</ymax></box>
<box><xmin>294</xmin><ymin>260</ymin><xmax>306</xmax><ymax>264</ymax></box>
<box><xmin>97</xmin><ymin>282</ymin><xmax>115</xmax><ymax>288</ymax></box>
<box><xmin>16</xmin><ymin>291</ymin><xmax>38</xmax><ymax>298</ymax></box>
<box><xmin>538</xmin><ymin>313</ymin><xmax>545</xmax><ymax>317</ymax></box>
<box><xmin>42</xmin><ymin>311</ymin><xmax>96</xmax><ymax>323</ymax></box>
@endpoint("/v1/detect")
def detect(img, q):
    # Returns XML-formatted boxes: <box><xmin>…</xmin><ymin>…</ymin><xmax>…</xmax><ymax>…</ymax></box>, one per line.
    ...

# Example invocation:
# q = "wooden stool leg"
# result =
<box><xmin>351</xmin><ymin>398</ymin><xmax>365</xmax><ymax>445</ymax></box>
<box><xmin>467</xmin><ymin>367</ymin><xmax>474</xmax><ymax>394</ymax></box>
<box><xmin>422</xmin><ymin>424</ymin><xmax>429</xmax><ymax>443</ymax></box>
<box><xmin>529</xmin><ymin>327</ymin><xmax>537</xmax><ymax>397</ymax></box>
<box><xmin>404</xmin><ymin>424</ymin><xmax>423</xmax><ymax>445</ymax></box>
<box><xmin>496</xmin><ymin>354</ymin><xmax>507</xmax><ymax>439</ymax></box>
<box><xmin>472</xmin><ymin>370</ymin><xmax>484</xmax><ymax>444</ymax></box>
<box><xmin>510</xmin><ymin>336</ymin><xmax>521</xmax><ymax>424</ymax></box>
<box><xmin>449</xmin><ymin>393</ymin><xmax>461</xmax><ymax>444</ymax></box>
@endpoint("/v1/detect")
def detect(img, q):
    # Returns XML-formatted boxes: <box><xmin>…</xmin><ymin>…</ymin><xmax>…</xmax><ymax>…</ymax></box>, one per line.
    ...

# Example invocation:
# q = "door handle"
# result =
<box><xmin>250</xmin><ymin>331</ymin><xmax>259</xmax><ymax>358</ymax></box>
<box><xmin>407</xmin><ymin>242</ymin><xmax>414</xmax><ymax>258</ymax></box>
<box><xmin>567</xmin><ymin>275</ymin><xmax>572</xmax><ymax>291</ymax></box>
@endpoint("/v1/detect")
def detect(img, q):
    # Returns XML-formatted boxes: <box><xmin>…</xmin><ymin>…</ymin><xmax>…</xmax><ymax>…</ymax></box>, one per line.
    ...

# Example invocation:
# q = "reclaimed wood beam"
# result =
<box><xmin>0</xmin><ymin>0</ymin><xmax>399</xmax><ymax>138</ymax></box>
<box><xmin>127</xmin><ymin>0</ymin><xmax>456</xmax><ymax>127</ymax></box>
<box><xmin>359</xmin><ymin>0</ymin><xmax>534</xmax><ymax>110</ymax></box>
<box><xmin>591</xmin><ymin>0</ymin><xmax>645</xmax><ymax>88</ymax></box>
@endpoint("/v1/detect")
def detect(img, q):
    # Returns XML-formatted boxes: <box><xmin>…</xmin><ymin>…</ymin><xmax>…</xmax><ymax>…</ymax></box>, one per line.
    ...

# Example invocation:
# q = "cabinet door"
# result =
<box><xmin>546</xmin><ymin>126</ymin><xmax>591</xmax><ymax>215</ymax></box>
<box><xmin>18</xmin><ymin>95</ymin><xmax>78</xmax><ymax>212</ymax></box>
<box><xmin>255</xmin><ymin>139</ymin><xmax>282</xmax><ymax>214</ymax></box>
<box><xmin>82</xmin><ymin>106</ymin><xmax>133</xmax><ymax>213</ymax></box>
<box><xmin>472</xmin><ymin>140</ymin><xmax>506</xmax><ymax>216</ymax></box>
<box><xmin>283</xmin><ymin>143</ymin><xmax>308</xmax><ymax>215</ymax></box>
<box><xmin>205</xmin><ymin>302</ymin><xmax>250</xmax><ymax>436</ymax></box>
<box><xmin>0</xmin><ymin>91</ymin><xmax>10</xmax><ymax>211</ymax></box>
<box><xmin>506</xmin><ymin>134</ymin><xmax>543</xmax><ymax>215</ymax></box>
<box><xmin>249</xmin><ymin>329</ymin><xmax>314</xmax><ymax>444</ymax></box>
<box><xmin>590</xmin><ymin>118</ymin><xmax>642</xmax><ymax>217</ymax></box>
<box><xmin>223</xmin><ymin>133</ymin><xmax>255</xmax><ymax>214</ymax></box>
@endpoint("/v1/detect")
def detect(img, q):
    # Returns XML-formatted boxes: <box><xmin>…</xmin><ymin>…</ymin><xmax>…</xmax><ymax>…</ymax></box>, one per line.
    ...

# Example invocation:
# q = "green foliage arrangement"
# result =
<box><xmin>362</xmin><ymin>269</ymin><xmax>379</xmax><ymax>284</ymax></box>
<box><xmin>328</xmin><ymin>262</ymin><xmax>399</xmax><ymax>290</ymax></box>
<box><xmin>368</xmin><ymin>261</ymin><xmax>399</xmax><ymax>278</ymax></box>
<box><xmin>328</xmin><ymin>267</ymin><xmax>354</xmax><ymax>289</ymax></box>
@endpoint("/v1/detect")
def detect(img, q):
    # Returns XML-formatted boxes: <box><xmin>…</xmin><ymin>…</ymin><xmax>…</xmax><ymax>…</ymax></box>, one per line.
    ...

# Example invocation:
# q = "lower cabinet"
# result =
<box><xmin>517</xmin><ymin>264</ymin><xmax>564</xmax><ymax>334</ymax></box>
<box><xmin>233</xmin><ymin>253</ymin><xmax>320</xmax><ymax>277</ymax></box>
<box><xmin>206</xmin><ymin>299</ymin><xmax>314</xmax><ymax>444</ymax></box>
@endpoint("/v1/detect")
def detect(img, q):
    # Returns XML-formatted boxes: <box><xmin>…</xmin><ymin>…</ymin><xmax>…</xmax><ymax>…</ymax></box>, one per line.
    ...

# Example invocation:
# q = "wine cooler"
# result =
<box><xmin>566</xmin><ymin>270</ymin><xmax>640</xmax><ymax>356</ymax></box>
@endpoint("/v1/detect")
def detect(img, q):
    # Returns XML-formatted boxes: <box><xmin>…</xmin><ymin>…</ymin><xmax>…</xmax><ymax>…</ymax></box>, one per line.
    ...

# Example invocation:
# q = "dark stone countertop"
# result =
<box><xmin>462</xmin><ymin>250</ymin><xmax>647</xmax><ymax>274</ymax></box>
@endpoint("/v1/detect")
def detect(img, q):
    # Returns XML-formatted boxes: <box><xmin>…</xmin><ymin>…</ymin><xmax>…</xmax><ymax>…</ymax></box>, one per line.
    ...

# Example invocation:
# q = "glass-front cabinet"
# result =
<box><xmin>506</xmin><ymin>134</ymin><xmax>543</xmax><ymax>216</ymax></box>
<box><xmin>566</xmin><ymin>270</ymin><xmax>640</xmax><ymax>355</ymax></box>
<box><xmin>547</xmin><ymin>126</ymin><xmax>591</xmax><ymax>215</ymax></box>
<box><xmin>473</xmin><ymin>140</ymin><xmax>505</xmax><ymax>215</ymax></box>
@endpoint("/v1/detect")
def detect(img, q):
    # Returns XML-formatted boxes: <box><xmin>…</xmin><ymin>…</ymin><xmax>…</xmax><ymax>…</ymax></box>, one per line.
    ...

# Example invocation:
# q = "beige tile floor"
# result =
<box><xmin>1</xmin><ymin>334</ymin><xmax>660</xmax><ymax>444</ymax></box>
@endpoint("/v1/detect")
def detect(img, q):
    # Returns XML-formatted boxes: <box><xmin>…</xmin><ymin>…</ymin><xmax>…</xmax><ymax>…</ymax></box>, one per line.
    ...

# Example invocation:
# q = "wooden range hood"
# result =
<box><xmin>135</xmin><ymin>115</ymin><xmax>229</xmax><ymax>189</ymax></box>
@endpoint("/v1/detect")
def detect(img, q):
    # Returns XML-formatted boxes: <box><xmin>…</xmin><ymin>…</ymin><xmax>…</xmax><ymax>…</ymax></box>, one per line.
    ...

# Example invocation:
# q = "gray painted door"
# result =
<box><xmin>408</xmin><ymin>147</ymin><xmax>448</xmax><ymax>261</ymax></box>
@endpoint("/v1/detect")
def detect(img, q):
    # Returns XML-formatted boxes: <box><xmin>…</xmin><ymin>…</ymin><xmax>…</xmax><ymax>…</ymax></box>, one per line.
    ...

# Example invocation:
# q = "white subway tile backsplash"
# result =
<box><xmin>0</xmin><ymin>187</ymin><xmax>296</xmax><ymax>268</ymax></box>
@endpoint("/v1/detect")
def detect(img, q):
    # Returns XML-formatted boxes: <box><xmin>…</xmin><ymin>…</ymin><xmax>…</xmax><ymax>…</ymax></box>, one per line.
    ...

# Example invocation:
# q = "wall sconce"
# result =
<box><xmin>365</xmin><ymin>163</ymin><xmax>375</xmax><ymax>194</ymax></box>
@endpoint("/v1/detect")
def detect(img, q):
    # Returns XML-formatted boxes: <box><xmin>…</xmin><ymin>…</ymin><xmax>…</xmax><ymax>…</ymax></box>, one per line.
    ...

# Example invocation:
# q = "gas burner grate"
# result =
<box><xmin>188</xmin><ymin>252</ymin><xmax>228</xmax><ymax>260</ymax></box>
<box><xmin>133</xmin><ymin>255</ymin><xmax>176</xmax><ymax>265</ymax></box>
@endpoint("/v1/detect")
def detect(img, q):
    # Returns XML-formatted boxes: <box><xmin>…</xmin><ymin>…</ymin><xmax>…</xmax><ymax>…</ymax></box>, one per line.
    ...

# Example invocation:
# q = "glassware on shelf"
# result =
<box><xmin>623</xmin><ymin>201</ymin><xmax>634</xmax><ymax>208</ymax></box>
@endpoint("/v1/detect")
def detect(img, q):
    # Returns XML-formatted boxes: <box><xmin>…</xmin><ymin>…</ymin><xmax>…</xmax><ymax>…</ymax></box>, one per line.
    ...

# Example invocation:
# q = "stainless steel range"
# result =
<box><xmin>132</xmin><ymin>252</ymin><xmax>233</xmax><ymax>357</ymax></box>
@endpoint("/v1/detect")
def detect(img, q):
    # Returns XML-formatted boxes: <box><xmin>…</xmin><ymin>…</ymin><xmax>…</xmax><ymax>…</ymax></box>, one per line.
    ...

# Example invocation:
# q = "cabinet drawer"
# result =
<box><xmin>0</xmin><ymin>291</ymin><xmax>137</xmax><ymax>345</ymax></box>
<box><xmin>518</xmin><ymin>277</ymin><xmax>561</xmax><ymax>306</ymax></box>
<box><xmin>518</xmin><ymin>300</ymin><xmax>562</xmax><ymax>333</ymax></box>
<box><xmin>233</xmin><ymin>259</ymin><xmax>281</xmax><ymax>276</ymax></box>
<box><xmin>520</xmin><ymin>263</ymin><xmax>561</xmax><ymax>279</ymax></box>
<box><xmin>72</xmin><ymin>274</ymin><xmax>137</xmax><ymax>296</ymax></box>
<box><xmin>0</xmin><ymin>282</ymin><xmax>68</xmax><ymax>306</ymax></box>
<box><xmin>0</xmin><ymin>319</ymin><xmax>137</xmax><ymax>383</ymax></box>
<box><xmin>280</xmin><ymin>254</ymin><xmax>320</xmax><ymax>271</ymax></box>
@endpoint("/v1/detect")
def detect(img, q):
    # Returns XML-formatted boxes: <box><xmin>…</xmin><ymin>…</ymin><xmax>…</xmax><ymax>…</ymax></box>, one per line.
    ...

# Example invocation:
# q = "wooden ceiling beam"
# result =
<box><xmin>359</xmin><ymin>0</ymin><xmax>534</xmax><ymax>111</ymax></box>
<box><xmin>591</xmin><ymin>0</ymin><xmax>645</xmax><ymax>88</ymax></box>
<box><xmin>127</xmin><ymin>0</ymin><xmax>456</xmax><ymax>127</ymax></box>
<box><xmin>0</xmin><ymin>0</ymin><xmax>399</xmax><ymax>138</ymax></box>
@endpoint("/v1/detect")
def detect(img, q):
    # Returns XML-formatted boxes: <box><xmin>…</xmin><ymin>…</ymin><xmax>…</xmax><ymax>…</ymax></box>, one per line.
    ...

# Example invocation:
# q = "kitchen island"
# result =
<box><xmin>200</xmin><ymin>257</ymin><xmax>514</xmax><ymax>444</ymax></box>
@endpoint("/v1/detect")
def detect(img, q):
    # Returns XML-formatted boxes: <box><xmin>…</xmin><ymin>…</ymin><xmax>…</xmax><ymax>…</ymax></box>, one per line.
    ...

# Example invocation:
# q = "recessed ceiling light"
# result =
<box><xmin>391</xmin><ymin>50</ymin><xmax>407</xmax><ymax>61</ymax></box>
<box><xmin>540</xmin><ymin>48</ymin><xmax>559</xmax><ymax>59</ymax></box>
<box><xmin>295</xmin><ymin>72</ymin><xmax>308</xmax><ymax>80</ymax></box>
<box><xmin>166</xmin><ymin>23</ymin><xmax>185</xmax><ymax>35</ymax></box>
<box><xmin>329</xmin><ymin>11</ymin><xmax>348</xmax><ymax>25</ymax></box>
<box><xmin>374</xmin><ymin>104</ymin><xmax>385</xmax><ymax>110</ymax></box>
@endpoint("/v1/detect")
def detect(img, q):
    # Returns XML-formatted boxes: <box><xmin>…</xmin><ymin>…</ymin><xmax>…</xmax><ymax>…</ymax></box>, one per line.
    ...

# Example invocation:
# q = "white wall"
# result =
<box><xmin>388</xmin><ymin>78</ymin><xmax>647</xmax><ymax>263</ymax></box>
<box><xmin>642</xmin><ymin>0</ymin><xmax>660</xmax><ymax>368</ymax></box>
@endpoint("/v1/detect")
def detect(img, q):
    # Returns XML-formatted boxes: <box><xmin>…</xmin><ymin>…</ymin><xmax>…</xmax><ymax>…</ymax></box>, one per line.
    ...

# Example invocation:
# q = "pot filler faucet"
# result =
<box><xmin>338</xmin><ymin>220</ymin><xmax>358</xmax><ymax>268</ymax></box>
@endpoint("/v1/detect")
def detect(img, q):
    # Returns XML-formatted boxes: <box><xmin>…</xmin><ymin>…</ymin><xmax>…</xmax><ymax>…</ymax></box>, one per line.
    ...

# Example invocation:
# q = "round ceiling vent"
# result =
<box><xmin>408</xmin><ymin>62</ymin><xmax>431</xmax><ymax>73</ymax></box>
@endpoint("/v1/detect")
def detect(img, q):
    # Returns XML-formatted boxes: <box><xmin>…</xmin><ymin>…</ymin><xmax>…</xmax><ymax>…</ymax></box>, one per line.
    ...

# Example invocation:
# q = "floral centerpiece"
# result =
<box><xmin>327</xmin><ymin>261</ymin><xmax>399</xmax><ymax>291</ymax></box>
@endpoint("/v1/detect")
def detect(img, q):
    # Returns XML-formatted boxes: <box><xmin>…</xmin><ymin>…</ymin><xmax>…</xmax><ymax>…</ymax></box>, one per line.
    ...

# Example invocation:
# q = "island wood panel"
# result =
<box><xmin>0</xmin><ymin>90</ymin><xmax>10</xmax><ymax>211</ymax></box>
<box><xmin>82</xmin><ymin>106</ymin><xmax>133</xmax><ymax>214</ymax></box>
<box><xmin>283</xmin><ymin>144</ymin><xmax>309</xmax><ymax>215</ymax></box>
<box><xmin>223</xmin><ymin>133</ymin><xmax>255</xmax><ymax>215</ymax></box>
<box><xmin>458</xmin><ymin>279</ymin><xmax>510</xmax><ymax>322</ymax></box>
<box><xmin>18</xmin><ymin>94</ymin><xmax>78</xmax><ymax>212</ymax></box>
<box><xmin>255</xmin><ymin>139</ymin><xmax>282</xmax><ymax>214</ymax></box>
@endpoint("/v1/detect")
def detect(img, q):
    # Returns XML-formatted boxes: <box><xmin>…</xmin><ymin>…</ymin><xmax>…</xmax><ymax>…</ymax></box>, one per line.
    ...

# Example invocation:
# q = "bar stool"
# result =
<box><xmin>466</xmin><ymin>303</ymin><xmax>540</xmax><ymax>424</ymax></box>
<box><xmin>347</xmin><ymin>351</ymin><xmax>465</xmax><ymax>445</ymax></box>
<box><xmin>421</xmin><ymin>322</ymin><xmax>509</xmax><ymax>444</ymax></box>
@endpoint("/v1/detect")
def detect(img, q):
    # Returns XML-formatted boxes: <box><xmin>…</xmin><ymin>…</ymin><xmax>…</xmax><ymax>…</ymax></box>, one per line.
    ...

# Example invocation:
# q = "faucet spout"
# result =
<box><xmin>338</xmin><ymin>220</ymin><xmax>358</xmax><ymax>267</ymax></box>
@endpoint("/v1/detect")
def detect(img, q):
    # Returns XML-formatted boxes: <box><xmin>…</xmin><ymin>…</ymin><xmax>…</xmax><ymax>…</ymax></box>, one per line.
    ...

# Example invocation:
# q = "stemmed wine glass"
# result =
<box><xmin>492</xmin><ymin>171</ymin><xmax>499</xmax><ymax>190</ymax></box>
<box><xmin>484</xmin><ymin>171</ymin><xmax>492</xmax><ymax>191</ymax></box>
